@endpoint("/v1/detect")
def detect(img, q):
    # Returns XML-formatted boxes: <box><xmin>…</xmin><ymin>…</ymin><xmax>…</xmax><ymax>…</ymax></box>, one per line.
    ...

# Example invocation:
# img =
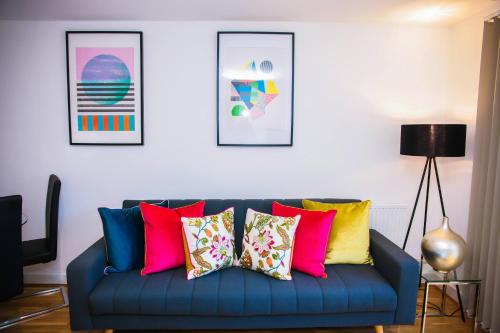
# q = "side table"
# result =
<box><xmin>420</xmin><ymin>272</ymin><xmax>481</xmax><ymax>333</ymax></box>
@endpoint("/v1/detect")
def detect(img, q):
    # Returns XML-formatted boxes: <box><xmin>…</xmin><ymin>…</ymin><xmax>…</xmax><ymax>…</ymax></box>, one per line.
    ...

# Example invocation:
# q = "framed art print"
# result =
<box><xmin>66</xmin><ymin>31</ymin><xmax>143</xmax><ymax>145</ymax></box>
<box><xmin>217</xmin><ymin>32</ymin><xmax>294</xmax><ymax>146</ymax></box>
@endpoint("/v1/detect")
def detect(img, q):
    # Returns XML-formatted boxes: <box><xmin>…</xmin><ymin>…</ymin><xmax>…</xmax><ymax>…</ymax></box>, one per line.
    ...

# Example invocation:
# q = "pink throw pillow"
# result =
<box><xmin>140</xmin><ymin>201</ymin><xmax>205</xmax><ymax>276</ymax></box>
<box><xmin>272</xmin><ymin>202</ymin><xmax>336</xmax><ymax>278</ymax></box>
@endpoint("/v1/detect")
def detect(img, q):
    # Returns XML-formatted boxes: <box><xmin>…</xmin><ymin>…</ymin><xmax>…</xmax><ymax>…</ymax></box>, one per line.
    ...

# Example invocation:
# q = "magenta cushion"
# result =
<box><xmin>140</xmin><ymin>201</ymin><xmax>205</xmax><ymax>276</ymax></box>
<box><xmin>272</xmin><ymin>202</ymin><xmax>336</xmax><ymax>278</ymax></box>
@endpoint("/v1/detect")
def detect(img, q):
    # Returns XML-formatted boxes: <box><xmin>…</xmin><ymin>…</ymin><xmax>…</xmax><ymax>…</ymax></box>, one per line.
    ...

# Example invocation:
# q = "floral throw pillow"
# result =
<box><xmin>181</xmin><ymin>207</ymin><xmax>236</xmax><ymax>280</ymax></box>
<box><xmin>240</xmin><ymin>208</ymin><xmax>301</xmax><ymax>280</ymax></box>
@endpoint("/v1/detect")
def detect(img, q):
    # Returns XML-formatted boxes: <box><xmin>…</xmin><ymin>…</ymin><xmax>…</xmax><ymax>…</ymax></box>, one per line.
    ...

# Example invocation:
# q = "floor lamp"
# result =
<box><xmin>400</xmin><ymin>124</ymin><xmax>467</xmax><ymax>321</ymax></box>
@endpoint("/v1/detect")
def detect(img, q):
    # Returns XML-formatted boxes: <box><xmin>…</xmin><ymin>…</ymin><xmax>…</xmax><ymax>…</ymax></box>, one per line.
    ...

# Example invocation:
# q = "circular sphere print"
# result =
<box><xmin>82</xmin><ymin>54</ymin><xmax>131</xmax><ymax>105</ymax></box>
<box><xmin>260</xmin><ymin>60</ymin><xmax>273</xmax><ymax>73</ymax></box>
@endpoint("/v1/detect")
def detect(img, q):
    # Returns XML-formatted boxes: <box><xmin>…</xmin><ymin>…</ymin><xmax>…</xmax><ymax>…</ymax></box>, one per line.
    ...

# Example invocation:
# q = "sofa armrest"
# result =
<box><xmin>370</xmin><ymin>229</ymin><xmax>419</xmax><ymax>324</ymax></box>
<box><xmin>66</xmin><ymin>238</ymin><xmax>106</xmax><ymax>330</ymax></box>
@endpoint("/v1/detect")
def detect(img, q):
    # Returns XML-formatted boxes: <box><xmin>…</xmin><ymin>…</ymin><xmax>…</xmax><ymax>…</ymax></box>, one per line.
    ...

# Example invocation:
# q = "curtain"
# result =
<box><xmin>464</xmin><ymin>18</ymin><xmax>500</xmax><ymax>332</ymax></box>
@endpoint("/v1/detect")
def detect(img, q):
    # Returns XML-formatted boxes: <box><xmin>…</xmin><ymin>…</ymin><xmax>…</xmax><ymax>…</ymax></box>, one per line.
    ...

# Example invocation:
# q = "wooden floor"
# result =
<box><xmin>0</xmin><ymin>285</ymin><xmax>485</xmax><ymax>333</ymax></box>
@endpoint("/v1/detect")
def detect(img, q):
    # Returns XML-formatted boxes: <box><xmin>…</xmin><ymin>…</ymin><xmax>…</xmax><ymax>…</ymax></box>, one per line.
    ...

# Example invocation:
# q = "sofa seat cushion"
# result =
<box><xmin>89</xmin><ymin>265</ymin><xmax>397</xmax><ymax>316</ymax></box>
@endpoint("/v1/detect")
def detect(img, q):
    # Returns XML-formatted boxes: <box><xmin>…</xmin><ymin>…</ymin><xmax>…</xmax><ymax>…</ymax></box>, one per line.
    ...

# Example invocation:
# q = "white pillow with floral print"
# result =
<box><xmin>239</xmin><ymin>208</ymin><xmax>301</xmax><ymax>280</ymax></box>
<box><xmin>181</xmin><ymin>207</ymin><xmax>237</xmax><ymax>280</ymax></box>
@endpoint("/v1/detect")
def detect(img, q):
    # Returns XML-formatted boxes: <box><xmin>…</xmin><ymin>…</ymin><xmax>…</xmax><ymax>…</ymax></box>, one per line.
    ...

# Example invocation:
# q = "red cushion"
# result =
<box><xmin>272</xmin><ymin>202</ymin><xmax>336</xmax><ymax>278</ymax></box>
<box><xmin>140</xmin><ymin>201</ymin><xmax>205</xmax><ymax>276</ymax></box>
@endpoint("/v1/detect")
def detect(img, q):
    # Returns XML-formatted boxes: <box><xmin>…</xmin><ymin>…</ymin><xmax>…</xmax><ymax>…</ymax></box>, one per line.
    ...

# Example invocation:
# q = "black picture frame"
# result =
<box><xmin>66</xmin><ymin>31</ymin><xmax>144</xmax><ymax>145</ymax></box>
<box><xmin>217</xmin><ymin>31</ymin><xmax>295</xmax><ymax>147</ymax></box>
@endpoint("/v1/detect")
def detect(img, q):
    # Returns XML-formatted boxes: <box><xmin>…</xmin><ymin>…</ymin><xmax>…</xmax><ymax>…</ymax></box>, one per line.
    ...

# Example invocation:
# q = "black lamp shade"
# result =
<box><xmin>400</xmin><ymin>124</ymin><xmax>466</xmax><ymax>157</ymax></box>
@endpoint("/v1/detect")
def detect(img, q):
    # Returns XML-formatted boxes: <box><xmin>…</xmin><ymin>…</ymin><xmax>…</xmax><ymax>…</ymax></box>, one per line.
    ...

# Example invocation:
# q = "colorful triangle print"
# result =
<box><xmin>266</xmin><ymin>80</ymin><xmax>278</xmax><ymax>95</ymax></box>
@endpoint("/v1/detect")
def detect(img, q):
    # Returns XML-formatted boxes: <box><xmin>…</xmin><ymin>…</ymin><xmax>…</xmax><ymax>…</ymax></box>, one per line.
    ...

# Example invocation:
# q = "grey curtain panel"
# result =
<box><xmin>464</xmin><ymin>18</ymin><xmax>500</xmax><ymax>332</ymax></box>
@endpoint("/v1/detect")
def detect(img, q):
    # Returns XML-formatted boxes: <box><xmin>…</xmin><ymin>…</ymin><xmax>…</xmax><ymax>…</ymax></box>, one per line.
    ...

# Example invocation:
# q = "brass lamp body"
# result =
<box><xmin>421</xmin><ymin>216</ymin><xmax>466</xmax><ymax>273</ymax></box>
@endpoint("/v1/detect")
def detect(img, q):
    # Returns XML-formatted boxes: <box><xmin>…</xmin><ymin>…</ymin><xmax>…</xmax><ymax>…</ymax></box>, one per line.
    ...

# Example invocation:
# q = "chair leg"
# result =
<box><xmin>0</xmin><ymin>286</ymin><xmax>68</xmax><ymax>330</ymax></box>
<box><xmin>374</xmin><ymin>325</ymin><xmax>384</xmax><ymax>333</ymax></box>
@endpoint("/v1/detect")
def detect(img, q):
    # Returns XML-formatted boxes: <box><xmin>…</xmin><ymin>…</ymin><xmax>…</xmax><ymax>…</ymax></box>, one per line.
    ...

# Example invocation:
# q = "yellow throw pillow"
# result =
<box><xmin>302</xmin><ymin>200</ymin><xmax>373</xmax><ymax>265</ymax></box>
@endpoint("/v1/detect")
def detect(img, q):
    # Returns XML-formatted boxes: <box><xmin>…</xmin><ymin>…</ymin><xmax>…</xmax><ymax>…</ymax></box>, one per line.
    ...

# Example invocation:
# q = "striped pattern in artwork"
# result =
<box><xmin>78</xmin><ymin>115</ymin><xmax>135</xmax><ymax>131</ymax></box>
<box><xmin>77</xmin><ymin>82</ymin><xmax>135</xmax><ymax>113</ymax></box>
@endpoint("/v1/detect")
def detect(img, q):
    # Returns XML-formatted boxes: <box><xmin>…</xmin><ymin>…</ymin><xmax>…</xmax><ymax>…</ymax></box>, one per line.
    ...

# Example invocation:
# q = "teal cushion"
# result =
<box><xmin>98</xmin><ymin>206</ymin><xmax>144</xmax><ymax>273</ymax></box>
<box><xmin>98</xmin><ymin>203</ymin><xmax>165</xmax><ymax>273</ymax></box>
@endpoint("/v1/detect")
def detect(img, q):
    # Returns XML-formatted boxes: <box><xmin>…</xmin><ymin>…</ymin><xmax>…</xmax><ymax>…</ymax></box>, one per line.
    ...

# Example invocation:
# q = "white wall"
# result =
<box><xmin>0</xmin><ymin>19</ymin><xmax>470</xmax><ymax>283</ymax></box>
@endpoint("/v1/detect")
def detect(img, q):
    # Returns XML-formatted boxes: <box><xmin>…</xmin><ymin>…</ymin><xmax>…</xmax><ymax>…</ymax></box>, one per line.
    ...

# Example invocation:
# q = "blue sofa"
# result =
<box><xmin>67</xmin><ymin>199</ymin><xmax>419</xmax><ymax>331</ymax></box>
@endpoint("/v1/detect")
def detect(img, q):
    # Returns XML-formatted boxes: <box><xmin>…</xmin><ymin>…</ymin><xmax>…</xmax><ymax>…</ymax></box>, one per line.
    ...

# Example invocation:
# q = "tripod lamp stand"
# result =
<box><xmin>400</xmin><ymin>123</ymin><xmax>467</xmax><ymax>320</ymax></box>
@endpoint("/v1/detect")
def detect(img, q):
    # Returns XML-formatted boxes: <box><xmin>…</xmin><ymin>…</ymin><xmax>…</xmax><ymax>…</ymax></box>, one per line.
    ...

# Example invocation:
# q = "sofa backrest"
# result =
<box><xmin>123</xmin><ymin>198</ymin><xmax>359</xmax><ymax>257</ymax></box>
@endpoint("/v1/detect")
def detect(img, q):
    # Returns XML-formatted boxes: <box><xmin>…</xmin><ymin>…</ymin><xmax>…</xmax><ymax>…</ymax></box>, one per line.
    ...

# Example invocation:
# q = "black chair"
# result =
<box><xmin>22</xmin><ymin>174</ymin><xmax>61</xmax><ymax>266</ymax></box>
<box><xmin>0</xmin><ymin>195</ymin><xmax>24</xmax><ymax>301</ymax></box>
<box><xmin>0</xmin><ymin>175</ymin><xmax>68</xmax><ymax>330</ymax></box>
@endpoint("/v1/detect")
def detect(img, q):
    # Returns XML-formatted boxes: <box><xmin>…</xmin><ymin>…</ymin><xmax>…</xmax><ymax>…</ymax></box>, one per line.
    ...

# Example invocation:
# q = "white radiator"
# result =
<box><xmin>370</xmin><ymin>205</ymin><xmax>409</xmax><ymax>247</ymax></box>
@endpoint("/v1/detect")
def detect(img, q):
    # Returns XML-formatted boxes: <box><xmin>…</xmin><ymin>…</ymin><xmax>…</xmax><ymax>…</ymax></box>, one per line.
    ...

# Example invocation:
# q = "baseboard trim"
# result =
<box><xmin>23</xmin><ymin>273</ymin><xmax>67</xmax><ymax>284</ymax></box>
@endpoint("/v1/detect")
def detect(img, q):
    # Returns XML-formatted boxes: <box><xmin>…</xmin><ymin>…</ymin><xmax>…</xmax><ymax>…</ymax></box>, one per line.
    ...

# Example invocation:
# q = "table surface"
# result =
<box><xmin>422</xmin><ymin>272</ymin><xmax>481</xmax><ymax>283</ymax></box>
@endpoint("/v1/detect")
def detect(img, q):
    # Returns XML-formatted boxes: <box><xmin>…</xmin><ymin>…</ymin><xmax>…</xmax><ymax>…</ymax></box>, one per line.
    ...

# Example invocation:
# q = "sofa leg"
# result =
<box><xmin>374</xmin><ymin>325</ymin><xmax>383</xmax><ymax>333</ymax></box>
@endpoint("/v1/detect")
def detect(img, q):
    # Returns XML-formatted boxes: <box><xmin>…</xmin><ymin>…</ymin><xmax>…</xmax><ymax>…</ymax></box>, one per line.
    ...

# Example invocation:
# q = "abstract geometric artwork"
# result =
<box><xmin>230</xmin><ymin>60</ymin><xmax>279</xmax><ymax>119</ymax></box>
<box><xmin>66</xmin><ymin>32</ymin><xmax>143</xmax><ymax>145</ymax></box>
<box><xmin>76</xmin><ymin>48</ymin><xmax>134</xmax><ymax>125</ymax></box>
<box><xmin>217</xmin><ymin>32</ymin><xmax>294</xmax><ymax>146</ymax></box>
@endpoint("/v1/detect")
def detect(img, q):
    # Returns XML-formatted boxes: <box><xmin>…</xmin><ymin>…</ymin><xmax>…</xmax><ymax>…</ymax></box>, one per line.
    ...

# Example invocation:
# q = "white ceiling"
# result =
<box><xmin>0</xmin><ymin>0</ymin><xmax>496</xmax><ymax>24</ymax></box>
